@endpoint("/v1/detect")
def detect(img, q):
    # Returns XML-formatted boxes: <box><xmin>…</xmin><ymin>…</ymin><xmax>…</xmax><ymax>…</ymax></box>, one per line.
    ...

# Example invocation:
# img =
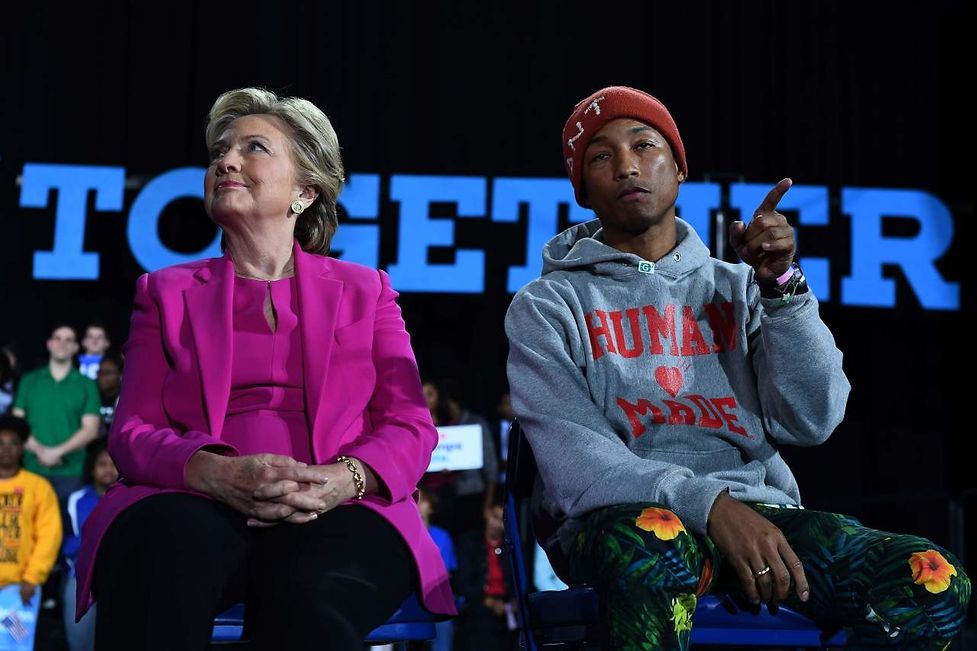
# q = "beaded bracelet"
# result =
<box><xmin>756</xmin><ymin>263</ymin><xmax>808</xmax><ymax>306</ymax></box>
<box><xmin>336</xmin><ymin>455</ymin><xmax>365</xmax><ymax>500</ymax></box>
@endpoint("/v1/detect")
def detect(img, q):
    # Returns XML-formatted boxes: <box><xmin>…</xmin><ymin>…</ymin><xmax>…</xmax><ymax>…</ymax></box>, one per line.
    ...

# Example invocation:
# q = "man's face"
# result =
<box><xmin>47</xmin><ymin>326</ymin><xmax>79</xmax><ymax>363</ymax></box>
<box><xmin>581</xmin><ymin>118</ymin><xmax>685</xmax><ymax>238</ymax></box>
<box><xmin>97</xmin><ymin>360</ymin><xmax>122</xmax><ymax>394</ymax></box>
<box><xmin>82</xmin><ymin>327</ymin><xmax>110</xmax><ymax>355</ymax></box>
<box><xmin>0</xmin><ymin>431</ymin><xmax>23</xmax><ymax>470</ymax></box>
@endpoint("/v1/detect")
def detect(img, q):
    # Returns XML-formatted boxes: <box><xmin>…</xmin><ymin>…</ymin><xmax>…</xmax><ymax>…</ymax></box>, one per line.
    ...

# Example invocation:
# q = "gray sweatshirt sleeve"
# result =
<box><xmin>747</xmin><ymin>285</ymin><xmax>851</xmax><ymax>446</ymax></box>
<box><xmin>505</xmin><ymin>284</ymin><xmax>731</xmax><ymax>535</ymax></box>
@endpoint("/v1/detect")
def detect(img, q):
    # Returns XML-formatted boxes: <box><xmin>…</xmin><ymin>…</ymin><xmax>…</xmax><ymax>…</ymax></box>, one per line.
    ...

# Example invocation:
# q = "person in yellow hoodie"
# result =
<box><xmin>0</xmin><ymin>414</ymin><xmax>62</xmax><ymax>607</ymax></box>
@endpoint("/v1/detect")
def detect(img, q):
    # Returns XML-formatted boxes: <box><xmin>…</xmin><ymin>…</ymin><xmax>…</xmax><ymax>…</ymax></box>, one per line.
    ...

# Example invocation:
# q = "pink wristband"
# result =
<box><xmin>773</xmin><ymin>265</ymin><xmax>795</xmax><ymax>287</ymax></box>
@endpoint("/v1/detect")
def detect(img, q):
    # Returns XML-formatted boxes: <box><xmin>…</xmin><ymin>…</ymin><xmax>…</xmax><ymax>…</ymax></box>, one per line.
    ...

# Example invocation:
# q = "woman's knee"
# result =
<box><xmin>96</xmin><ymin>494</ymin><xmax>249</xmax><ymax>598</ymax></box>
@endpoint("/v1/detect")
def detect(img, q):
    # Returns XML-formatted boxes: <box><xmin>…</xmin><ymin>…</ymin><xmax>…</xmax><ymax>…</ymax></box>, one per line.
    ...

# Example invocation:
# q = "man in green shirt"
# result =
<box><xmin>12</xmin><ymin>324</ymin><xmax>101</xmax><ymax>506</ymax></box>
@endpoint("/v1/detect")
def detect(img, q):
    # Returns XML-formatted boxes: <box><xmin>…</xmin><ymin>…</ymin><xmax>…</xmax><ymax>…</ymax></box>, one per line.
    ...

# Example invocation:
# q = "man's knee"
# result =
<box><xmin>578</xmin><ymin>503</ymin><xmax>704</xmax><ymax>597</ymax></box>
<box><xmin>867</xmin><ymin>540</ymin><xmax>971</xmax><ymax>646</ymax></box>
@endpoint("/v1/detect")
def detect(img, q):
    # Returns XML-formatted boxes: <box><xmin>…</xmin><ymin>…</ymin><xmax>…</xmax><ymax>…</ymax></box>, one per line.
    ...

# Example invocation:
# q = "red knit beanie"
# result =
<box><xmin>562</xmin><ymin>86</ymin><xmax>687</xmax><ymax>207</ymax></box>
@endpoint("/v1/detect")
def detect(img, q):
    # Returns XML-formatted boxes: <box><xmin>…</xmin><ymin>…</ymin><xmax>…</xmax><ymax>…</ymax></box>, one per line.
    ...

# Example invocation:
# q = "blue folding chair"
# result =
<box><xmin>503</xmin><ymin>419</ymin><xmax>847</xmax><ymax>649</ymax></box>
<box><xmin>212</xmin><ymin>593</ymin><xmax>437</xmax><ymax>649</ymax></box>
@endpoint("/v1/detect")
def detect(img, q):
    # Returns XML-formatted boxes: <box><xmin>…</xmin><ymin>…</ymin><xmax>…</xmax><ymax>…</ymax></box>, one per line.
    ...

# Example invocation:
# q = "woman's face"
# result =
<box><xmin>204</xmin><ymin>114</ymin><xmax>305</xmax><ymax>228</ymax></box>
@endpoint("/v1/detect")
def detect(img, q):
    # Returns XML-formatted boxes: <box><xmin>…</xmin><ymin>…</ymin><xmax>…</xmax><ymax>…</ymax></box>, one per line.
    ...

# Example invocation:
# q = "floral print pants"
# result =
<box><xmin>566</xmin><ymin>503</ymin><xmax>970</xmax><ymax>650</ymax></box>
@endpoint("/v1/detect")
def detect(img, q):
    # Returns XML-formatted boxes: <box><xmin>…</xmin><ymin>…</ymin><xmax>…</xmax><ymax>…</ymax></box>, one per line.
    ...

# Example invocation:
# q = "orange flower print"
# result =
<box><xmin>909</xmin><ymin>549</ymin><xmax>957</xmax><ymax>594</ymax></box>
<box><xmin>695</xmin><ymin>558</ymin><xmax>714</xmax><ymax>597</ymax></box>
<box><xmin>635</xmin><ymin>507</ymin><xmax>686</xmax><ymax>540</ymax></box>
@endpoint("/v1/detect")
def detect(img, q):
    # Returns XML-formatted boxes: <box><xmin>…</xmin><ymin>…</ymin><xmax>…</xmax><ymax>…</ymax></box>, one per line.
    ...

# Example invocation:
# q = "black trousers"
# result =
<box><xmin>93</xmin><ymin>493</ymin><xmax>415</xmax><ymax>651</ymax></box>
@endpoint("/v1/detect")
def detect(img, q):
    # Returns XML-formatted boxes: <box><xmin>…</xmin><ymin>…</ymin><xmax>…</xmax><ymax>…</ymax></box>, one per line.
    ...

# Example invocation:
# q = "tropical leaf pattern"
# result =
<box><xmin>567</xmin><ymin>503</ymin><xmax>719</xmax><ymax>650</ymax></box>
<box><xmin>566</xmin><ymin>502</ymin><xmax>970</xmax><ymax>650</ymax></box>
<box><xmin>755</xmin><ymin>505</ymin><xmax>971</xmax><ymax>650</ymax></box>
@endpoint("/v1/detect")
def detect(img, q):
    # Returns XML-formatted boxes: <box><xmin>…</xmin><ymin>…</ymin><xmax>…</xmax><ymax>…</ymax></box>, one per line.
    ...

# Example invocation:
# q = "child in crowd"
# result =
<box><xmin>0</xmin><ymin>414</ymin><xmax>62</xmax><ymax>613</ymax></box>
<box><xmin>455</xmin><ymin>500</ymin><xmax>517</xmax><ymax>651</ymax></box>
<box><xmin>418</xmin><ymin>488</ymin><xmax>457</xmax><ymax>651</ymax></box>
<box><xmin>62</xmin><ymin>438</ymin><xmax>118</xmax><ymax>651</ymax></box>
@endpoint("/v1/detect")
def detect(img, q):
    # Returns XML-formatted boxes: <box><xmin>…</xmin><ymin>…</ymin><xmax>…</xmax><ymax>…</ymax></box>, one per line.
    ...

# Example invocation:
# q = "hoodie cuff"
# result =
<box><xmin>658</xmin><ymin>473</ymin><xmax>731</xmax><ymax>535</ymax></box>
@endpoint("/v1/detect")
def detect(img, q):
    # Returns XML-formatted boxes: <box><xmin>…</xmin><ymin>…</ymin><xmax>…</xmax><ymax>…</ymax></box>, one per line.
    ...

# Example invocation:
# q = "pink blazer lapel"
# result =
<box><xmin>182</xmin><ymin>240</ymin><xmax>344</xmax><ymax>447</ymax></box>
<box><xmin>293</xmin><ymin>240</ymin><xmax>344</xmax><ymax>440</ymax></box>
<box><xmin>184</xmin><ymin>255</ymin><xmax>235</xmax><ymax>437</ymax></box>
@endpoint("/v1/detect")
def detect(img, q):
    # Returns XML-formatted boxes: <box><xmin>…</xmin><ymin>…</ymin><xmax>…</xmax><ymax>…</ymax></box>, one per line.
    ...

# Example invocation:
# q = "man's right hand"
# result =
<box><xmin>184</xmin><ymin>451</ymin><xmax>331</xmax><ymax>524</ymax></box>
<box><xmin>707</xmin><ymin>491</ymin><xmax>809</xmax><ymax>608</ymax></box>
<box><xmin>35</xmin><ymin>446</ymin><xmax>64</xmax><ymax>468</ymax></box>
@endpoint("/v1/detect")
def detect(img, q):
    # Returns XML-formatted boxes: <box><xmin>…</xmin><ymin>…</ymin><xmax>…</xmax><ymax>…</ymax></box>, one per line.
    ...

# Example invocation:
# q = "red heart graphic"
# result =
<box><xmin>655</xmin><ymin>366</ymin><xmax>684</xmax><ymax>398</ymax></box>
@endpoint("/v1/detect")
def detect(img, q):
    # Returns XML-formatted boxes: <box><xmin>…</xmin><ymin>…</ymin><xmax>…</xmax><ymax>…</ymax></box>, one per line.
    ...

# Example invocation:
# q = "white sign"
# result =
<box><xmin>427</xmin><ymin>424</ymin><xmax>483</xmax><ymax>472</ymax></box>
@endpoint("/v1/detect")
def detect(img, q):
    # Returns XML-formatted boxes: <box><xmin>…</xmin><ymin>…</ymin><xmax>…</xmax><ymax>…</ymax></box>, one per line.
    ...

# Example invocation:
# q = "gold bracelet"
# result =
<box><xmin>336</xmin><ymin>455</ymin><xmax>365</xmax><ymax>500</ymax></box>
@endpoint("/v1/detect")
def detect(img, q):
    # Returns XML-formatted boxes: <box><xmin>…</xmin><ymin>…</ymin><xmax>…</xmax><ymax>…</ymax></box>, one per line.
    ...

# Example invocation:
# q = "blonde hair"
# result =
<box><xmin>205</xmin><ymin>88</ymin><xmax>345</xmax><ymax>255</ymax></box>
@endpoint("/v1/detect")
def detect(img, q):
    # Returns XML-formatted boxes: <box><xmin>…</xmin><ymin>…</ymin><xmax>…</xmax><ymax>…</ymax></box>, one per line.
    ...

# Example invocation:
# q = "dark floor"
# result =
<box><xmin>34</xmin><ymin>605</ymin><xmax>977</xmax><ymax>650</ymax></box>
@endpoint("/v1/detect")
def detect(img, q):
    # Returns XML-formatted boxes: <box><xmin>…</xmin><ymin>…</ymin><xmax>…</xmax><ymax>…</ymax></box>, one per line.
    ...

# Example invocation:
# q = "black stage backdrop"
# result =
<box><xmin>1</xmin><ymin>1</ymin><xmax>973</xmax><ymax>568</ymax></box>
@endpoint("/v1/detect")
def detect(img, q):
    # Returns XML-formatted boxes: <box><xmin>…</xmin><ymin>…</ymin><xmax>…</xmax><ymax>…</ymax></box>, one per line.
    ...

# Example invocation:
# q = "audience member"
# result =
<box><xmin>0</xmin><ymin>346</ymin><xmax>17</xmax><ymax>414</ymax></box>
<box><xmin>94</xmin><ymin>351</ymin><xmax>123</xmax><ymax>438</ymax></box>
<box><xmin>0</xmin><ymin>414</ymin><xmax>62</xmax><ymax>609</ymax></box>
<box><xmin>495</xmin><ymin>391</ymin><xmax>514</xmax><ymax>477</ymax></box>
<box><xmin>419</xmin><ymin>488</ymin><xmax>457</xmax><ymax>651</ymax></box>
<box><xmin>11</xmin><ymin>324</ymin><xmax>101</xmax><ymax>508</ymax></box>
<box><xmin>62</xmin><ymin>438</ymin><xmax>117</xmax><ymax>651</ymax></box>
<box><xmin>454</xmin><ymin>500</ymin><xmax>517</xmax><ymax>651</ymax></box>
<box><xmin>77</xmin><ymin>324</ymin><xmax>111</xmax><ymax>382</ymax></box>
<box><xmin>421</xmin><ymin>380</ymin><xmax>499</xmax><ymax>537</ymax></box>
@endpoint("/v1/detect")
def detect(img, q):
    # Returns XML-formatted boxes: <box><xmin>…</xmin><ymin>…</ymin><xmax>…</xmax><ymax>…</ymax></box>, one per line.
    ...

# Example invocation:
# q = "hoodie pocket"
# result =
<box><xmin>643</xmin><ymin>447</ymin><xmax>765</xmax><ymax>486</ymax></box>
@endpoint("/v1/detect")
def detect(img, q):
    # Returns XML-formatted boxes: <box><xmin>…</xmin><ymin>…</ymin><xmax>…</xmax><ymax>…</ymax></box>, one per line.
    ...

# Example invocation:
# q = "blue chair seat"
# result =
<box><xmin>212</xmin><ymin>604</ymin><xmax>246</xmax><ymax>643</ymax></box>
<box><xmin>366</xmin><ymin>594</ymin><xmax>437</xmax><ymax>643</ymax></box>
<box><xmin>691</xmin><ymin>595</ymin><xmax>846</xmax><ymax>646</ymax></box>
<box><xmin>523</xmin><ymin>586</ymin><xmax>845</xmax><ymax>647</ymax></box>
<box><xmin>211</xmin><ymin>593</ymin><xmax>437</xmax><ymax>645</ymax></box>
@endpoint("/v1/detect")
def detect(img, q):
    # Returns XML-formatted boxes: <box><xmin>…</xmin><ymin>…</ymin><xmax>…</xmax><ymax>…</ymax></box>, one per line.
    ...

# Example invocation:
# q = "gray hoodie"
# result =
<box><xmin>505</xmin><ymin>218</ymin><xmax>850</xmax><ymax>572</ymax></box>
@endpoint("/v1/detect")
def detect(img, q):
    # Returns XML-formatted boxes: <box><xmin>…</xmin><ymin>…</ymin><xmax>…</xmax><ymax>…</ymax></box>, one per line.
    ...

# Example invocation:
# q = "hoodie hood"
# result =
<box><xmin>541</xmin><ymin>217</ymin><xmax>712</xmax><ymax>280</ymax></box>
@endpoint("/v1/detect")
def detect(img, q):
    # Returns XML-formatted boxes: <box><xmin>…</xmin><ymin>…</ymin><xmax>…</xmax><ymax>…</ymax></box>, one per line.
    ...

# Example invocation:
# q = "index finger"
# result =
<box><xmin>778</xmin><ymin>539</ymin><xmax>809</xmax><ymax>602</ymax></box>
<box><xmin>755</xmin><ymin>178</ymin><xmax>793</xmax><ymax>217</ymax></box>
<box><xmin>253</xmin><ymin>479</ymin><xmax>302</xmax><ymax>500</ymax></box>
<box><xmin>268</xmin><ymin>465</ymin><xmax>330</xmax><ymax>485</ymax></box>
<box><xmin>257</xmin><ymin>453</ymin><xmax>306</xmax><ymax>468</ymax></box>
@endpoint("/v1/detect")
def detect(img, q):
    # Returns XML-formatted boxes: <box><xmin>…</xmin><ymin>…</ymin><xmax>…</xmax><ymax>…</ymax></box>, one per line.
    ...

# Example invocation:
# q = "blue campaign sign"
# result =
<box><xmin>17</xmin><ymin>164</ymin><xmax>961</xmax><ymax>311</ymax></box>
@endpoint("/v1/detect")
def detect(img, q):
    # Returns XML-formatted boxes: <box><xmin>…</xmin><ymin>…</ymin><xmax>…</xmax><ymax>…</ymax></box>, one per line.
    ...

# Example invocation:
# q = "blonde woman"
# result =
<box><xmin>74</xmin><ymin>88</ymin><xmax>455</xmax><ymax>650</ymax></box>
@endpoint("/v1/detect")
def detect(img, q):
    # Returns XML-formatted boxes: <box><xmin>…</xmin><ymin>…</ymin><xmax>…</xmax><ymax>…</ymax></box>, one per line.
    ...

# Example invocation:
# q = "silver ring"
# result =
<box><xmin>753</xmin><ymin>565</ymin><xmax>772</xmax><ymax>578</ymax></box>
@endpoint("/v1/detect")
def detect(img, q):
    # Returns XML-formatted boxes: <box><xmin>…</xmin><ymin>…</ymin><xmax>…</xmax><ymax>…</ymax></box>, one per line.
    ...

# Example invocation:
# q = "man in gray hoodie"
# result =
<box><xmin>505</xmin><ymin>86</ymin><xmax>968</xmax><ymax>649</ymax></box>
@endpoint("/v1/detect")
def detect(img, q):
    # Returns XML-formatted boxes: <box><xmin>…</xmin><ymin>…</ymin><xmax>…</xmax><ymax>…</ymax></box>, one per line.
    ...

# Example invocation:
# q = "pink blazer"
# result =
<box><xmin>75</xmin><ymin>239</ymin><xmax>455</xmax><ymax>618</ymax></box>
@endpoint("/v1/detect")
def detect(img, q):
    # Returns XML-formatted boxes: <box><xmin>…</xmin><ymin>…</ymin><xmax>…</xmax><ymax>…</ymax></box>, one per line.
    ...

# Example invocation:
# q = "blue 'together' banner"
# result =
<box><xmin>18</xmin><ymin>163</ymin><xmax>959</xmax><ymax>310</ymax></box>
